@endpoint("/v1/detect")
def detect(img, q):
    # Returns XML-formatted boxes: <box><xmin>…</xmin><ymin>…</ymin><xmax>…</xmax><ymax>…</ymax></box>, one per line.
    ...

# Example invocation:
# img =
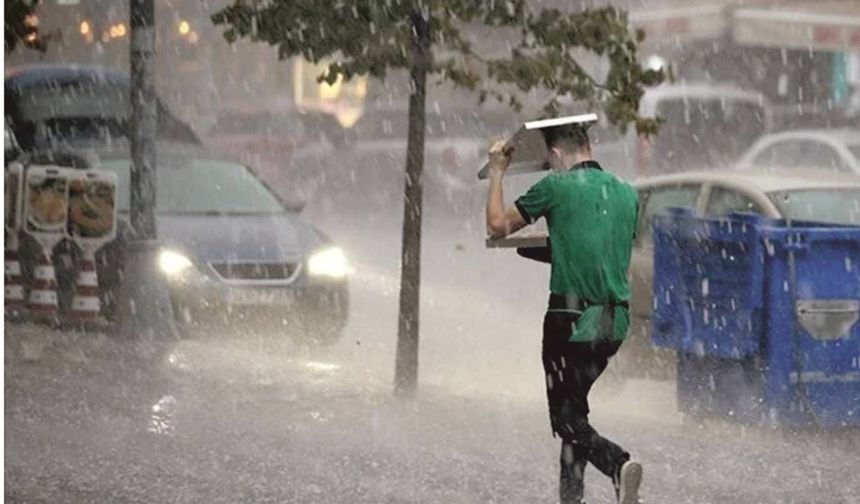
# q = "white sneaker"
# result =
<box><xmin>617</xmin><ymin>460</ymin><xmax>643</xmax><ymax>504</ymax></box>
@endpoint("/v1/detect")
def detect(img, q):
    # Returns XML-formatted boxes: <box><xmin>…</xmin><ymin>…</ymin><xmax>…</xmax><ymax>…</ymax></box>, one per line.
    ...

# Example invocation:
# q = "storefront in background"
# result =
<box><xmin>629</xmin><ymin>0</ymin><xmax>860</xmax><ymax>128</ymax></box>
<box><xmin>732</xmin><ymin>1</ymin><xmax>860</xmax><ymax>125</ymax></box>
<box><xmin>291</xmin><ymin>59</ymin><xmax>368</xmax><ymax>128</ymax></box>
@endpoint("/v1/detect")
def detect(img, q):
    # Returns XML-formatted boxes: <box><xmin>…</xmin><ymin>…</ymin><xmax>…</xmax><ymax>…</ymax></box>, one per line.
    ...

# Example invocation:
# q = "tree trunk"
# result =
<box><xmin>118</xmin><ymin>0</ymin><xmax>177</xmax><ymax>343</ymax></box>
<box><xmin>394</xmin><ymin>7</ymin><xmax>430</xmax><ymax>397</ymax></box>
<box><xmin>129</xmin><ymin>0</ymin><xmax>157</xmax><ymax>240</ymax></box>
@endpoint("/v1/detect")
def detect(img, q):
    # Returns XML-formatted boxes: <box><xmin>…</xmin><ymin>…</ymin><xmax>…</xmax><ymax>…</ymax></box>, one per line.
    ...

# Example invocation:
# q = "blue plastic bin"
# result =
<box><xmin>652</xmin><ymin>210</ymin><xmax>860</xmax><ymax>428</ymax></box>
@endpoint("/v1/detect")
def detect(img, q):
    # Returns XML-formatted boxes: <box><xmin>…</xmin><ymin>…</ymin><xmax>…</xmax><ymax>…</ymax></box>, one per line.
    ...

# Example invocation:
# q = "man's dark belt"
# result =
<box><xmin>548</xmin><ymin>293</ymin><xmax>628</xmax><ymax>340</ymax></box>
<box><xmin>547</xmin><ymin>293</ymin><xmax>629</xmax><ymax>312</ymax></box>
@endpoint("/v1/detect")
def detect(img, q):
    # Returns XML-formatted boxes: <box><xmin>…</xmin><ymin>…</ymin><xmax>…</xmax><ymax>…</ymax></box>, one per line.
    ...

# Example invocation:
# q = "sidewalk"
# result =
<box><xmin>5</xmin><ymin>322</ymin><xmax>859</xmax><ymax>503</ymax></box>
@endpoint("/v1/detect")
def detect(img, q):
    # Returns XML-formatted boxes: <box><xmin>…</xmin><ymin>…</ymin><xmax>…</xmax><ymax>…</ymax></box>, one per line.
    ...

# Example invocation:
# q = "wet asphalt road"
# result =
<box><xmin>6</xmin><ymin>320</ymin><xmax>859</xmax><ymax>504</ymax></box>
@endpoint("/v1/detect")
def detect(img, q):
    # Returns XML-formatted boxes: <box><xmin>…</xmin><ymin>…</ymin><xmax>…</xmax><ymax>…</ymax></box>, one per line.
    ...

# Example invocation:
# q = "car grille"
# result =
<box><xmin>209</xmin><ymin>262</ymin><xmax>300</xmax><ymax>282</ymax></box>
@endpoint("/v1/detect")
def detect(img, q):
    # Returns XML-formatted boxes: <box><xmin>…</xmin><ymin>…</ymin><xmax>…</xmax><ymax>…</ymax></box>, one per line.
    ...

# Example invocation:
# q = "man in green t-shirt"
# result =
<box><xmin>485</xmin><ymin>123</ymin><xmax>642</xmax><ymax>504</ymax></box>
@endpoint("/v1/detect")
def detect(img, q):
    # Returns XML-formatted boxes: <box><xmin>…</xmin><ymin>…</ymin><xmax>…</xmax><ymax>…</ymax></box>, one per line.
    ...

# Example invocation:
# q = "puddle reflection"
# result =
<box><xmin>148</xmin><ymin>394</ymin><xmax>177</xmax><ymax>436</ymax></box>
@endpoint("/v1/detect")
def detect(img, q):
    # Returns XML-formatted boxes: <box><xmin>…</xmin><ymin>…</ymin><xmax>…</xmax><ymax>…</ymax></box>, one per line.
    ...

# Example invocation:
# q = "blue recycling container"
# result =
<box><xmin>652</xmin><ymin>210</ymin><xmax>860</xmax><ymax>428</ymax></box>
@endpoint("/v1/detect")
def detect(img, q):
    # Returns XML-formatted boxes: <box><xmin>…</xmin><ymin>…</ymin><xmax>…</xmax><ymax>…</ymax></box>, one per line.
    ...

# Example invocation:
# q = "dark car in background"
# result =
<box><xmin>204</xmin><ymin>100</ymin><xmax>346</xmax><ymax>195</ymax></box>
<box><xmin>92</xmin><ymin>146</ymin><xmax>350</xmax><ymax>344</ymax></box>
<box><xmin>5</xmin><ymin>64</ymin><xmax>199</xmax><ymax>153</ymax></box>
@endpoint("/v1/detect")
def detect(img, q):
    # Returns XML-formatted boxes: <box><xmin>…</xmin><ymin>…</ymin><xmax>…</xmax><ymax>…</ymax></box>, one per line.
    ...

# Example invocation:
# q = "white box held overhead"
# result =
<box><xmin>477</xmin><ymin>114</ymin><xmax>598</xmax><ymax>180</ymax></box>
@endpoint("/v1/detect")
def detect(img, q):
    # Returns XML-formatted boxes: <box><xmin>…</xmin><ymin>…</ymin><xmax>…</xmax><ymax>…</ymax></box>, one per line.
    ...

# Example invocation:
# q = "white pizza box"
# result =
<box><xmin>477</xmin><ymin>113</ymin><xmax>597</xmax><ymax>180</ymax></box>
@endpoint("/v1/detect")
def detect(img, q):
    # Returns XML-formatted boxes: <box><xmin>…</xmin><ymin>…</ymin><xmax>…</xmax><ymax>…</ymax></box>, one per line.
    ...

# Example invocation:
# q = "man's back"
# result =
<box><xmin>516</xmin><ymin>161</ymin><xmax>639</xmax><ymax>340</ymax></box>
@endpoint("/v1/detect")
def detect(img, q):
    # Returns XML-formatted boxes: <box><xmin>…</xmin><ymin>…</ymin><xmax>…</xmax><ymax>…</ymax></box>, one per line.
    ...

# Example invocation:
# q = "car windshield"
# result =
<box><xmin>768</xmin><ymin>188</ymin><xmax>860</xmax><ymax>225</ymax></box>
<box><xmin>97</xmin><ymin>157</ymin><xmax>285</xmax><ymax>215</ymax></box>
<box><xmin>42</xmin><ymin>117</ymin><xmax>128</xmax><ymax>145</ymax></box>
<box><xmin>16</xmin><ymin>83</ymin><xmax>129</xmax><ymax>122</ymax></box>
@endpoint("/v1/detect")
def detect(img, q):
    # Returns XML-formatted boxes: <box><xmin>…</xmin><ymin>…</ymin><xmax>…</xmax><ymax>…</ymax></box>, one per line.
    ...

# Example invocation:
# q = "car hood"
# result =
<box><xmin>155</xmin><ymin>212</ymin><xmax>323</xmax><ymax>263</ymax></box>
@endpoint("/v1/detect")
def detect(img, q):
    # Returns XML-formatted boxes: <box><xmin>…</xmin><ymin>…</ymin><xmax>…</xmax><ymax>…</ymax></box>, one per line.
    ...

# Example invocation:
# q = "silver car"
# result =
<box><xmin>736</xmin><ymin>129</ymin><xmax>860</xmax><ymax>175</ymax></box>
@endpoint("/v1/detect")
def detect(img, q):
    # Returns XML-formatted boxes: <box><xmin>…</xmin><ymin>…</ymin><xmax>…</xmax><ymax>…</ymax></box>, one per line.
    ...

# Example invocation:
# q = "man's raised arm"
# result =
<box><xmin>486</xmin><ymin>140</ymin><xmax>527</xmax><ymax>239</ymax></box>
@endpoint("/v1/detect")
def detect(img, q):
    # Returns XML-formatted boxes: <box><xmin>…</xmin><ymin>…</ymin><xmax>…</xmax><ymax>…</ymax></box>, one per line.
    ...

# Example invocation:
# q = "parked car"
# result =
<box><xmin>16</xmin><ymin>144</ymin><xmax>349</xmax><ymax>345</ymax></box>
<box><xmin>735</xmin><ymin>129</ymin><xmax>860</xmax><ymax>175</ymax></box>
<box><xmin>5</xmin><ymin>64</ymin><xmax>199</xmax><ymax>153</ymax></box>
<box><xmin>558</xmin><ymin>83</ymin><xmax>771</xmax><ymax>180</ymax></box>
<box><xmin>204</xmin><ymin>101</ymin><xmax>344</xmax><ymax>193</ymax></box>
<box><xmin>621</xmin><ymin>170</ymin><xmax>860</xmax><ymax>378</ymax></box>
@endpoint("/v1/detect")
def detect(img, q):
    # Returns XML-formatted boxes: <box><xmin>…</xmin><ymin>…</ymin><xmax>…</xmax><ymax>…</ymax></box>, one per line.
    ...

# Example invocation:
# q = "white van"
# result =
<box><xmin>589</xmin><ymin>83</ymin><xmax>771</xmax><ymax>180</ymax></box>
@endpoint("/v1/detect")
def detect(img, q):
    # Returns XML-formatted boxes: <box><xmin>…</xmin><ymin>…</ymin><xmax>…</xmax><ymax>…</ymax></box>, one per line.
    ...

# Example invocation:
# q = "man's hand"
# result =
<box><xmin>488</xmin><ymin>139</ymin><xmax>514</xmax><ymax>175</ymax></box>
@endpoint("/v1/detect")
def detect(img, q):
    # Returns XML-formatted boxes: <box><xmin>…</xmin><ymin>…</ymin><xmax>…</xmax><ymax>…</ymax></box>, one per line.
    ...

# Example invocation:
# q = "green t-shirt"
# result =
<box><xmin>515</xmin><ymin>160</ymin><xmax>639</xmax><ymax>342</ymax></box>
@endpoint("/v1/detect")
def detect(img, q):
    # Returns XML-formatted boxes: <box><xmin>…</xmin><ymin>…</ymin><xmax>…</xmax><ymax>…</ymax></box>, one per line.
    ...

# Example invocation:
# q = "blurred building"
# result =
<box><xmin>621</xmin><ymin>0</ymin><xmax>860</xmax><ymax>127</ymax></box>
<box><xmin>6</xmin><ymin>0</ymin><xmax>858</xmax><ymax>132</ymax></box>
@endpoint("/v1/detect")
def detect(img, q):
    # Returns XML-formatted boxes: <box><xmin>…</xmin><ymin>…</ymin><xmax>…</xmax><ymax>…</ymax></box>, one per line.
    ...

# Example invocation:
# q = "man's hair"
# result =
<box><xmin>542</xmin><ymin>124</ymin><xmax>591</xmax><ymax>153</ymax></box>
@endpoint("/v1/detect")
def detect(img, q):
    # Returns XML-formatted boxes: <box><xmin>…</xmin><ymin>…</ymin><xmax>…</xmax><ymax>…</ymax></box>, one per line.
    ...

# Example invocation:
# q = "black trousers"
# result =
<box><xmin>542</xmin><ymin>309</ymin><xmax>629</xmax><ymax>504</ymax></box>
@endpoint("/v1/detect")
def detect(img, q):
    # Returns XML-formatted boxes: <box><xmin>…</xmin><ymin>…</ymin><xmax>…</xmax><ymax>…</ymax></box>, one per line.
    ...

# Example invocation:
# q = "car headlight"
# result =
<box><xmin>308</xmin><ymin>247</ymin><xmax>349</xmax><ymax>279</ymax></box>
<box><xmin>159</xmin><ymin>249</ymin><xmax>193</xmax><ymax>276</ymax></box>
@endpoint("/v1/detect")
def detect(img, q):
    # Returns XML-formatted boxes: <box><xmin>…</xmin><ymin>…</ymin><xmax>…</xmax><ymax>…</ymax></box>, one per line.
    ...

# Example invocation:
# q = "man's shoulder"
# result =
<box><xmin>617</xmin><ymin>180</ymin><xmax>639</xmax><ymax>209</ymax></box>
<box><xmin>602</xmin><ymin>169</ymin><xmax>635</xmax><ymax>191</ymax></box>
<box><xmin>553</xmin><ymin>164</ymin><xmax>634</xmax><ymax>195</ymax></box>
<box><xmin>593</xmin><ymin>169</ymin><xmax>638</xmax><ymax>209</ymax></box>
<box><xmin>590</xmin><ymin>168</ymin><xmax>636</xmax><ymax>192</ymax></box>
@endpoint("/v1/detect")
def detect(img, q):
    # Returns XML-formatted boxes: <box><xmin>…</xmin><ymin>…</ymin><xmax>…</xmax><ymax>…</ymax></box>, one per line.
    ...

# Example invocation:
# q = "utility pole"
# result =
<box><xmin>118</xmin><ymin>0</ymin><xmax>177</xmax><ymax>342</ymax></box>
